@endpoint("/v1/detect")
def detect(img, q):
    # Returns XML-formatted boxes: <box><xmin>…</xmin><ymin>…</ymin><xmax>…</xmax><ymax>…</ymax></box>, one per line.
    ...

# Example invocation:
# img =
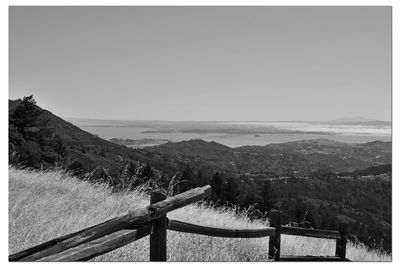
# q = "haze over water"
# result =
<box><xmin>69</xmin><ymin>119</ymin><xmax>391</xmax><ymax>148</ymax></box>
<box><xmin>222</xmin><ymin>121</ymin><xmax>391</xmax><ymax>136</ymax></box>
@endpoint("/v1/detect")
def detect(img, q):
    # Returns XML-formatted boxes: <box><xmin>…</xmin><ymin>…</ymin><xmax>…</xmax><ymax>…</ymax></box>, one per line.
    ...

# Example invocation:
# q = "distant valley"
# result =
<box><xmin>143</xmin><ymin>138</ymin><xmax>391</xmax><ymax>177</ymax></box>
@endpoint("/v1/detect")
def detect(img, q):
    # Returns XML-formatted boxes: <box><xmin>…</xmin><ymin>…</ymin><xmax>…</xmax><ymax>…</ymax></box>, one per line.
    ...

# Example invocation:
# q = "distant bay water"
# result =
<box><xmin>68</xmin><ymin>119</ymin><xmax>391</xmax><ymax>148</ymax></box>
<box><xmin>222</xmin><ymin>121</ymin><xmax>391</xmax><ymax>136</ymax></box>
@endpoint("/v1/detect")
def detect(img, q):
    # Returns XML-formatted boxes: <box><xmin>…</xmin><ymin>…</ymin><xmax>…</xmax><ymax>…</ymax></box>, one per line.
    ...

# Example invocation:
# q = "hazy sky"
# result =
<box><xmin>9</xmin><ymin>6</ymin><xmax>391</xmax><ymax>121</ymax></box>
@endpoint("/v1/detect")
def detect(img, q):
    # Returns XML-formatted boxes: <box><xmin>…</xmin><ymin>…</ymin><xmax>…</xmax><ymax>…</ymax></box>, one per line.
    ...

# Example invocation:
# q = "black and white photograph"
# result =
<box><xmin>7</xmin><ymin>4</ymin><xmax>393</xmax><ymax>262</ymax></box>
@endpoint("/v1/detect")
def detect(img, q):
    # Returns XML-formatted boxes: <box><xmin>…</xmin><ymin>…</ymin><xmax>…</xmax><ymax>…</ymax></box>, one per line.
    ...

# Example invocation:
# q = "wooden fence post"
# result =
<box><xmin>268</xmin><ymin>210</ymin><xmax>282</xmax><ymax>261</ymax></box>
<box><xmin>335</xmin><ymin>223</ymin><xmax>348</xmax><ymax>261</ymax></box>
<box><xmin>149</xmin><ymin>190</ymin><xmax>167</xmax><ymax>261</ymax></box>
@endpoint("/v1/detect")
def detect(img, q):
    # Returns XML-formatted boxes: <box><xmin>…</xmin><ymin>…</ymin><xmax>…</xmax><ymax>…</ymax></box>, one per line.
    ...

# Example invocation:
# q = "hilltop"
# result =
<box><xmin>9</xmin><ymin>98</ymin><xmax>161</xmax><ymax>176</ymax></box>
<box><xmin>327</xmin><ymin>116</ymin><xmax>390</xmax><ymax>126</ymax></box>
<box><xmin>150</xmin><ymin>139</ymin><xmax>234</xmax><ymax>160</ymax></box>
<box><xmin>9</xmin><ymin>167</ymin><xmax>390</xmax><ymax>261</ymax></box>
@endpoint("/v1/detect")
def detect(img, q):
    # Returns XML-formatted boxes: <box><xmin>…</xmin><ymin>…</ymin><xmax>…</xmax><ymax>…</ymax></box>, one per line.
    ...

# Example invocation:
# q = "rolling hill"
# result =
<box><xmin>145</xmin><ymin>138</ymin><xmax>391</xmax><ymax>176</ymax></box>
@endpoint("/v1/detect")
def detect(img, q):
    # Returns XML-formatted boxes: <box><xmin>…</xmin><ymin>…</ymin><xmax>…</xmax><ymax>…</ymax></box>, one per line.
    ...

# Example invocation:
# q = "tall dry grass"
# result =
<box><xmin>9</xmin><ymin>166</ymin><xmax>391</xmax><ymax>261</ymax></box>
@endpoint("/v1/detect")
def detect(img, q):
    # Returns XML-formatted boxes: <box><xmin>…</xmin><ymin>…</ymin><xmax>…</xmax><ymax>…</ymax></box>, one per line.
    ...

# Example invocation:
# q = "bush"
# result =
<box><xmin>67</xmin><ymin>161</ymin><xmax>86</xmax><ymax>176</ymax></box>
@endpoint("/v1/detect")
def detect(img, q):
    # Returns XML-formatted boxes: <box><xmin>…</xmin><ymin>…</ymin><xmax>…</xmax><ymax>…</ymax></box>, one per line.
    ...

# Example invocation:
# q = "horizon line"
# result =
<box><xmin>62</xmin><ymin>116</ymin><xmax>392</xmax><ymax>123</ymax></box>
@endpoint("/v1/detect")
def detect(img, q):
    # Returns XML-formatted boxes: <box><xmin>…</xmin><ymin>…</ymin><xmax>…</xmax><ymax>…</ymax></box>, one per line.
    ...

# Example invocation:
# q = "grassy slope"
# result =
<box><xmin>9</xmin><ymin>167</ymin><xmax>391</xmax><ymax>262</ymax></box>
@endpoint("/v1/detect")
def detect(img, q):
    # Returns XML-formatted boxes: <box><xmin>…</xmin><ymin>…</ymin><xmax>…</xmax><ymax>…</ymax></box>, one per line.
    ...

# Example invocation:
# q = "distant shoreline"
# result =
<box><xmin>65</xmin><ymin>118</ymin><xmax>391</xmax><ymax>148</ymax></box>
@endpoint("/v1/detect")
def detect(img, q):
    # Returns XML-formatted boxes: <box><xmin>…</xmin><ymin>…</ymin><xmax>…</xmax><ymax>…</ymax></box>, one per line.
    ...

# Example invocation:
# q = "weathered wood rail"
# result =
<box><xmin>9</xmin><ymin>185</ymin><xmax>349</xmax><ymax>262</ymax></box>
<box><xmin>168</xmin><ymin>219</ymin><xmax>276</xmax><ymax>238</ymax></box>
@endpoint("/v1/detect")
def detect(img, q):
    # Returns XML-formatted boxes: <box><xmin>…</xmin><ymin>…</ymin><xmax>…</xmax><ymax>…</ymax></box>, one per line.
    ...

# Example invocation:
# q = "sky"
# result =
<box><xmin>9</xmin><ymin>6</ymin><xmax>391</xmax><ymax>121</ymax></box>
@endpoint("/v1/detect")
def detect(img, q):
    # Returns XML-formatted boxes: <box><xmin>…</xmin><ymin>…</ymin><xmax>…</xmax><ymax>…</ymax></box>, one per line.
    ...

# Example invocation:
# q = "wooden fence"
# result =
<box><xmin>9</xmin><ymin>185</ymin><xmax>349</xmax><ymax>262</ymax></box>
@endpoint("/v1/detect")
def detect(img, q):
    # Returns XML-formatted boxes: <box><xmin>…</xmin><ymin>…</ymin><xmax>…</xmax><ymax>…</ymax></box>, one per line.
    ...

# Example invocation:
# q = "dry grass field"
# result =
<box><xmin>8</xmin><ymin>167</ymin><xmax>391</xmax><ymax>261</ymax></box>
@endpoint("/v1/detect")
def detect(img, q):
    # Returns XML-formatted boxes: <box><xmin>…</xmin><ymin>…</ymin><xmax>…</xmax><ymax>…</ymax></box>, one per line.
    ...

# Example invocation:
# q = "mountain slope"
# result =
<box><xmin>9</xmin><ymin>98</ymin><xmax>159</xmax><ymax>175</ymax></box>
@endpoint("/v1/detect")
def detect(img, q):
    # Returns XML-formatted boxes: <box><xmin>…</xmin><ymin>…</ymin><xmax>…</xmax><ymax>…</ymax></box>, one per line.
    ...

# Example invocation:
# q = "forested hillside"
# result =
<box><xmin>145</xmin><ymin>138</ymin><xmax>391</xmax><ymax>177</ymax></box>
<box><xmin>9</xmin><ymin>96</ymin><xmax>163</xmax><ymax>180</ymax></box>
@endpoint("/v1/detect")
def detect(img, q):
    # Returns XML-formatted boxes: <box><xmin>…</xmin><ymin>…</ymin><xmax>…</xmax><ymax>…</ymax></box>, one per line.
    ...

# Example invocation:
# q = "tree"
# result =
<box><xmin>141</xmin><ymin>162</ymin><xmax>154</xmax><ymax>178</ymax></box>
<box><xmin>295</xmin><ymin>200</ymin><xmax>305</xmax><ymax>222</ymax></box>
<box><xmin>304</xmin><ymin>210</ymin><xmax>316</xmax><ymax>228</ymax></box>
<box><xmin>9</xmin><ymin>95</ymin><xmax>43</xmax><ymax>140</ymax></box>
<box><xmin>180</xmin><ymin>165</ymin><xmax>195</xmax><ymax>192</ymax></box>
<box><xmin>9</xmin><ymin>95</ymin><xmax>59</xmax><ymax>167</ymax></box>
<box><xmin>53</xmin><ymin>136</ymin><xmax>68</xmax><ymax>157</ymax></box>
<box><xmin>225</xmin><ymin>177</ymin><xmax>239</xmax><ymax>204</ymax></box>
<box><xmin>211</xmin><ymin>172</ymin><xmax>223</xmax><ymax>196</ymax></box>
<box><xmin>262</xmin><ymin>180</ymin><xmax>274</xmax><ymax>212</ymax></box>
<box><xmin>196</xmin><ymin>169</ymin><xmax>206</xmax><ymax>186</ymax></box>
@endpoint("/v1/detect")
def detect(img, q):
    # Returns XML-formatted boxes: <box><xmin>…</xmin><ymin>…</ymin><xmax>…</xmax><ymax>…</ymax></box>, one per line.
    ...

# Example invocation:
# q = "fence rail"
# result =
<box><xmin>168</xmin><ymin>219</ymin><xmax>276</xmax><ymax>238</ymax></box>
<box><xmin>281</xmin><ymin>225</ymin><xmax>342</xmax><ymax>239</ymax></box>
<box><xmin>9</xmin><ymin>185</ymin><xmax>349</xmax><ymax>262</ymax></box>
<box><xmin>279</xmin><ymin>256</ymin><xmax>351</xmax><ymax>262</ymax></box>
<box><xmin>38</xmin><ymin>226</ymin><xmax>153</xmax><ymax>262</ymax></box>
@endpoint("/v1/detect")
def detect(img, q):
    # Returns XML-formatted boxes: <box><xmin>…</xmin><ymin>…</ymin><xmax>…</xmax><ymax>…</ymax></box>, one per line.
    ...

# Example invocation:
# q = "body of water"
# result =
<box><xmin>75</xmin><ymin>124</ymin><xmax>391</xmax><ymax>148</ymax></box>
<box><xmin>222</xmin><ymin>121</ymin><xmax>391</xmax><ymax>136</ymax></box>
